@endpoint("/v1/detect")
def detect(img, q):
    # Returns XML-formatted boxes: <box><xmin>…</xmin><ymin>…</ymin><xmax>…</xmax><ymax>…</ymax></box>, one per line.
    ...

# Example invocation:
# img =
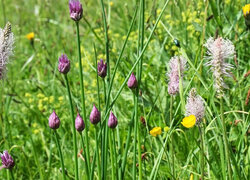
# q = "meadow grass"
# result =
<box><xmin>0</xmin><ymin>0</ymin><xmax>249</xmax><ymax>179</ymax></box>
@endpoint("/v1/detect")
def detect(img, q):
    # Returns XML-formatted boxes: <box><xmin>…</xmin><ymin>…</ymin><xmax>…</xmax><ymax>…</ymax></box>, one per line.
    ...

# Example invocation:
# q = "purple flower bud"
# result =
<box><xmin>97</xmin><ymin>59</ymin><xmax>107</xmax><ymax>78</ymax></box>
<box><xmin>90</xmin><ymin>104</ymin><xmax>101</xmax><ymax>125</ymax></box>
<box><xmin>69</xmin><ymin>0</ymin><xmax>83</xmax><ymax>21</ymax></box>
<box><xmin>127</xmin><ymin>72</ymin><xmax>138</xmax><ymax>89</ymax></box>
<box><xmin>75</xmin><ymin>113</ymin><xmax>85</xmax><ymax>132</ymax></box>
<box><xmin>48</xmin><ymin>110</ymin><xmax>60</xmax><ymax>130</ymax></box>
<box><xmin>1</xmin><ymin>151</ymin><xmax>15</xmax><ymax>169</ymax></box>
<box><xmin>108</xmin><ymin>111</ymin><xmax>118</xmax><ymax>129</ymax></box>
<box><xmin>58</xmin><ymin>54</ymin><xmax>70</xmax><ymax>74</ymax></box>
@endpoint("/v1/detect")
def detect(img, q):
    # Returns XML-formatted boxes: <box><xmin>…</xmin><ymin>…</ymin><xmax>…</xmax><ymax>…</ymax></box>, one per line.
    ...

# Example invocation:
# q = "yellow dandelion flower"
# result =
<box><xmin>164</xmin><ymin>126</ymin><xmax>170</xmax><ymax>132</ymax></box>
<box><xmin>181</xmin><ymin>115</ymin><xmax>196</xmax><ymax>128</ymax></box>
<box><xmin>26</xmin><ymin>32</ymin><xmax>35</xmax><ymax>41</ymax></box>
<box><xmin>242</xmin><ymin>4</ymin><xmax>250</xmax><ymax>17</ymax></box>
<box><xmin>150</xmin><ymin>127</ymin><xmax>162</xmax><ymax>137</ymax></box>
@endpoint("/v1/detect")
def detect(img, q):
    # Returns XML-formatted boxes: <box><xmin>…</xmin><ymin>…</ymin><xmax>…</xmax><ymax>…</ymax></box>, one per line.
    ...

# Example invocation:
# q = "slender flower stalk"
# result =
<box><xmin>204</xmin><ymin>37</ymin><xmax>234</xmax><ymax>180</ymax></box>
<box><xmin>185</xmin><ymin>88</ymin><xmax>206</xmax><ymax>179</ymax></box>
<box><xmin>169</xmin><ymin>96</ymin><xmax>175</xmax><ymax>179</ymax></box>
<box><xmin>48</xmin><ymin>111</ymin><xmax>66</xmax><ymax>180</ymax></box>
<box><xmin>75</xmin><ymin>20</ymin><xmax>90</xmax><ymax>178</ymax></box>
<box><xmin>64</xmin><ymin>75</ymin><xmax>79</xmax><ymax>180</ymax></box>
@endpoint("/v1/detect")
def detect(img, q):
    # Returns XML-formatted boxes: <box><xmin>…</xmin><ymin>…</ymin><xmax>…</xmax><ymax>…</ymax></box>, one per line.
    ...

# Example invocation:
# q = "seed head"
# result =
<box><xmin>97</xmin><ymin>59</ymin><xmax>107</xmax><ymax>78</ymax></box>
<box><xmin>1</xmin><ymin>151</ymin><xmax>15</xmax><ymax>169</ymax></box>
<box><xmin>167</xmin><ymin>56</ymin><xmax>186</xmax><ymax>95</ymax></box>
<box><xmin>69</xmin><ymin>0</ymin><xmax>83</xmax><ymax>21</ymax></box>
<box><xmin>90</xmin><ymin>104</ymin><xmax>101</xmax><ymax>125</ymax></box>
<box><xmin>58</xmin><ymin>54</ymin><xmax>70</xmax><ymax>74</ymax></box>
<box><xmin>0</xmin><ymin>22</ymin><xmax>14</xmax><ymax>80</ymax></box>
<box><xmin>75</xmin><ymin>113</ymin><xmax>85</xmax><ymax>132</ymax></box>
<box><xmin>108</xmin><ymin>111</ymin><xmax>118</xmax><ymax>129</ymax></box>
<box><xmin>185</xmin><ymin>88</ymin><xmax>205</xmax><ymax>125</ymax></box>
<box><xmin>48</xmin><ymin>110</ymin><xmax>60</xmax><ymax>130</ymax></box>
<box><xmin>204</xmin><ymin>37</ymin><xmax>235</xmax><ymax>97</ymax></box>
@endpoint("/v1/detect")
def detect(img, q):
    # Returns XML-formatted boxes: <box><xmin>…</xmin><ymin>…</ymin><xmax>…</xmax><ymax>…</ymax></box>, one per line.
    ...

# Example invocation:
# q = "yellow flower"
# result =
<box><xmin>150</xmin><ymin>127</ymin><xmax>162</xmax><ymax>137</ymax></box>
<box><xmin>25</xmin><ymin>93</ymin><xmax>31</xmax><ymax>97</ymax></box>
<box><xmin>37</xmin><ymin>93</ymin><xmax>45</xmax><ymax>98</ymax></box>
<box><xmin>58</xmin><ymin>96</ymin><xmax>64</xmax><ymax>102</ymax></box>
<box><xmin>242</xmin><ymin>4</ymin><xmax>250</xmax><ymax>17</ymax></box>
<box><xmin>164</xmin><ymin>126</ymin><xmax>170</xmax><ymax>132</ymax></box>
<box><xmin>189</xmin><ymin>173</ymin><xmax>194</xmax><ymax>180</ymax></box>
<box><xmin>26</xmin><ymin>32</ymin><xmax>35</xmax><ymax>40</ymax></box>
<box><xmin>109</xmin><ymin>1</ymin><xmax>114</xmax><ymax>6</ymax></box>
<box><xmin>49</xmin><ymin>96</ymin><xmax>54</xmax><ymax>104</ymax></box>
<box><xmin>181</xmin><ymin>115</ymin><xmax>196</xmax><ymax>128</ymax></box>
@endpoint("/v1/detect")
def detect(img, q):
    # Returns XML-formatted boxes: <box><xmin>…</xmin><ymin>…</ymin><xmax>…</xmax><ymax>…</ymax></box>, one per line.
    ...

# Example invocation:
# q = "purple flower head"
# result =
<box><xmin>167</xmin><ymin>56</ymin><xmax>187</xmax><ymax>95</ymax></box>
<box><xmin>1</xmin><ymin>151</ymin><xmax>15</xmax><ymax>169</ymax></box>
<box><xmin>75</xmin><ymin>113</ymin><xmax>85</xmax><ymax>132</ymax></box>
<box><xmin>127</xmin><ymin>72</ymin><xmax>138</xmax><ymax>89</ymax></box>
<box><xmin>48</xmin><ymin>110</ymin><xmax>60</xmax><ymax>130</ymax></box>
<box><xmin>69</xmin><ymin>0</ymin><xmax>83</xmax><ymax>21</ymax></box>
<box><xmin>204</xmin><ymin>37</ymin><xmax>235</xmax><ymax>97</ymax></box>
<box><xmin>58</xmin><ymin>54</ymin><xmax>70</xmax><ymax>74</ymax></box>
<box><xmin>97</xmin><ymin>59</ymin><xmax>107</xmax><ymax>78</ymax></box>
<box><xmin>185</xmin><ymin>88</ymin><xmax>205</xmax><ymax>125</ymax></box>
<box><xmin>108</xmin><ymin>111</ymin><xmax>118</xmax><ymax>129</ymax></box>
<box><xmin>90</xmin><ymin>104</ymin><xmax>101</xmax><ymax>125</ymax></box>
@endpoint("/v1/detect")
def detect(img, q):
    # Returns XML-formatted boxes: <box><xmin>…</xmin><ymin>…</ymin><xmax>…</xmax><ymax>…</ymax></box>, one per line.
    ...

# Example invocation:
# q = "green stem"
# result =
<box><xmin>95</xmin><ymin>127</ymin><xmax>101</xmax><ymax>180</ymax></box>
<box><xmin>1</xmin><ymin>0</ymin><xmax>6</xmax><ymax>25</ymax></box>
<box><xmin>109</xmin><ymin>130</ymin><xmax>115</xmax><ymax>180</ymax></box>
<box><xmin>64</xmin><ymin>74</ymin><xmax>78</xmax><ymax>180</ymax></box>
<box><xmin>112</xmin><ymin>130</ymin><xmax>118</xmax><ymax>180</ymax></box>
<box><xmin>10</xmin><ymin>170</ymin><xmax>14</xmax><ymax>180</ymax></box>
<box><xmin>133</xmin><ymin>93</ymin><xmax>138</xmax><ymax>179</ymax></box>
<box><xmin>199</xmin><ymin>126</ymin><xmax>204</xmax><ymax>180</ymax></box>
<box><xmin>75</xmin><ymin>21</ymin><xmax>90</xmax><ymax>177</ymax></box>
<box><xmin>170</xmin><ymin>96</ymin><xmax>175</xmax><ymax>179</ymax></box>
<box><xmin>220</xmin><ymin>97</ymin><xmax>232</xmax><ymax>180</ymax></box>
<box><xmin>54</xmin><ymin>131</ymin><xmax>66</xmax><ymax>180</ymax></box>
<box><xmin>80</xmin><ymin>133</ymin><xmax>90</xmax><ymax>180</ymax></box>
<box><xmin>177</xmin><ymin>57</ymin><xmax>185</xmax><ymax>113</ymax></box>
<box><xmin>121</xmin><ymin>109</ymin><xmax>135</xmax><ymax>178</ymax></box>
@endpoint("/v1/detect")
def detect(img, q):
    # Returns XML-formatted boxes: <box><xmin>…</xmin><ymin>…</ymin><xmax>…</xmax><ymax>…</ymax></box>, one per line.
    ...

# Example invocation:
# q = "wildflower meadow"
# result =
<box><xmin>1</xmin><ymin>0</ymin><xmax>250</xmax><ymax>179</ymax></box>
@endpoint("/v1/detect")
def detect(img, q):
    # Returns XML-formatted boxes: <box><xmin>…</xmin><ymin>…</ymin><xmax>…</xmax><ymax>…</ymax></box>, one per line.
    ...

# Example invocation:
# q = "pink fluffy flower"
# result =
<box><xmin>185</xmin><ymin>88</ymin><xmax>205</xmax><ymax>125</ymax></box>
<box><xmin>167</xmin><ymin>56</ymin><xmax>187</xmax><ymax>95</ymax></box>
<box><xmin>204</xmin><ymin>37</ymin><xmax>235</xmax><ymax>97</ymax></box>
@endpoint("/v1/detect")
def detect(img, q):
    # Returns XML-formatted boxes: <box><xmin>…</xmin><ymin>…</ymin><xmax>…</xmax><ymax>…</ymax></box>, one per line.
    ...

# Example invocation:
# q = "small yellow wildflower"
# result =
<box><xmin>43</xmin><ymin>97</ymin><xmax>49</xmax><ymax>102</ymax></box>
<box><xmin>25</xmin><ymin>93</ymin><xmax>31</xmax><ymax>97</ymax></box>
<box><xmin>28</xmin><ymin>98</ymin><xmax>34</xmax><ymax>103</ymax></box>
<box><xmin>49</xmin><ymin>96</ymin><xmax>54</xmax><ymax>104</ymax></box>
<box><xmin>242</xmin><ymin>4</ymin><xmax>250</xmax><ymax>17</ymax></box>
<box><xmin>150</xmin><ymin>127</ymin><xmax>162</xmax><ymax>137</ymax></box>
<box><xmin>37</xmin><ymin>93</ymin><xmax>45</xmax><ymax>98</ymax></box>
<box><xmin>26</xmin><ymin>32</ymin><xmax>35</xmax><ymax>41</ymax></box>
<box><xmin>164</xmin><ymin>126</ymin><xmax>170</xmax><ymax>132</ymax></box>
<box><xmin>181</xmin><ymin>115</ymin><xmax>196</xmax><ymax>128</ymax></box>
<box><xmin>58</xmin><ymin>96</ymin><xmax>64</xmax><ymax>102</ymax></box>
<box><xmin>109</xmin><ymin>1</ymin><xmax>114</xmax><ymax>6</ymax></box>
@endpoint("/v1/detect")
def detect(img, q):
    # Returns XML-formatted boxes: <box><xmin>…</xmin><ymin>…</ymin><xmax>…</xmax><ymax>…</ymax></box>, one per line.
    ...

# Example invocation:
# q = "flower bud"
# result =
<box><xmin>90</xmin><ymin>104</ymin><xmax>101</xmax><ymax>125</ymax></box>
<box><xmin>49</xmin><ymin>110</ymin><xmax>60</xmax><ymax>129</ymax></box>
<box><xmin>69</xmin><ymin>0</ymin><xmax>83</xmax><ymax>21</ymax></box>
<box><xmin>58</xmin><ymin>54</ymin><xmax>70</xmax><ymax>74</ymax></box>
<box><xmin>97</xmin><ymin>59</ymin><xmax>107</xmax><ymax>78</ymax></box>
<box><xmin>1</xmin><ymin>151</ymin><xmax>15</xmax><ymax>169</ymax></box>
<box><xmin>127</xmin><ymin>72</ymin><xmax>138</xmax><ymax>89</ymax></box>
<box><xmin>75</xmin><ymin>113</ymin><xmax>85</xmax><ymax>132</ymax></box>
<box><xmin>108</xmin><ymin>111</ymin><xmax>118</xmax><ymax>129</ymax></box>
